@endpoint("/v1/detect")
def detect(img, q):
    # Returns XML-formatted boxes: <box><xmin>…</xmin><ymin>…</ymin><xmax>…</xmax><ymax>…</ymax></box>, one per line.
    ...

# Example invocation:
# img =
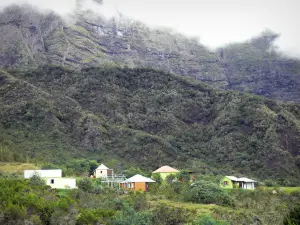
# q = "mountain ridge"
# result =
<box><xmin>1</xmin><ymin>5</ymin><xmax>300</xmax><ymax>102</ymax></box>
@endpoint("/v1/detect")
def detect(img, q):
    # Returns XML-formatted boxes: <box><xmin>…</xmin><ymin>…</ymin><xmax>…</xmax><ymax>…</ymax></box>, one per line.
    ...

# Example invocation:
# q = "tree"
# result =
<box><xmin>29</xmin><ymin>173</ymin><xmax>46</xmax><ymax>186</ymax></box>
<box><xmin>89</xmin><ymin>160</ymin><xmax>98</xmax><ymax>176</ymax></box>
<box><xmin>78</xmin><ymin>178</ymin><xmax>93</xmax><ymax>192</ymax></box>
<box><xmin>151</xmin><ymin>173</ymin><xmax>162</xmax><ymax>184</ymax></box>
<box><xmin>177</xmin><ymin>170</ymin><xmax>190</xmax><ymax>182</ymax></box>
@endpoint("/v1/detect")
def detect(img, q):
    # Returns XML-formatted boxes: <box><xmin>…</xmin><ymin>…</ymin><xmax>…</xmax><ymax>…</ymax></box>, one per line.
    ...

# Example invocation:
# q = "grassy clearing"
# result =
<box><xmin>148</xmin><ymin>198</ymin><xmax>217</xmax><ymax>216</ymax></box>
<box><xmin>0</xmin><ymin>162</ymin><xmax>40</xmax><ymax>174</ymax></box>
<box><xmin>258</xmin><ymin>186</ymin><xmax>300</xmax><ymax>193</ymax></box>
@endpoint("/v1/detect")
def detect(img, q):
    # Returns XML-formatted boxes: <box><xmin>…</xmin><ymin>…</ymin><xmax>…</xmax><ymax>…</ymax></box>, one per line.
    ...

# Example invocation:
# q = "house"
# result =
<box><xmin>24</xmin><ymin>169</ymin><xmax>77</xmax><ymax>189</ymax></box>
<box><xmin>120</xmin><ymin>174</ymin><xmax>155</xmax><ymax>192</ymax></box>
<box><xmin>94</xmin><ymin>164</ymin><xmax>114</xmax><ymax>178</ymax></box>
<box><xmin>220</xmin><ymin>176</ymin><xmax>258</xmax><ymax>190</ymax></box>
<box><xmin>152</xmin><ymin>165</ymin><xmax>180</xmax><ymax>180</ymax></box>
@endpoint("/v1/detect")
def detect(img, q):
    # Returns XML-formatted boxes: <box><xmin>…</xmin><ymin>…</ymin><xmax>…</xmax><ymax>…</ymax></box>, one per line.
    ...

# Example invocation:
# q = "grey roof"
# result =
<box><xmin>226</xmin><ymin>176</ymin><xmax>257</xmax><ymax>182</ymax></box>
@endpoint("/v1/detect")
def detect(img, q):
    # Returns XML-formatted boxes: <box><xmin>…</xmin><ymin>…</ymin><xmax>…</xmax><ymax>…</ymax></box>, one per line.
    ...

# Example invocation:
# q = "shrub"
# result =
<box><xmin>151</xmin><ymin>173</ymin><xmax>163</xmax><ymax>184</ymax></box>
<box><xmin>112</xmin><ymin>202</ymin><xmax>152</xmax><ymax>225</ymax></box>
<box><xmin>29</xmin><ymin>173</ymin><xmax>46</xmax><ymax>186</ymax></box>
<box><xmin>177</xmin><ymin>170</ymin><xmax>191</xmax><ymax>182</ymax></box>
<box><xmin>184</xmin><ymin>180</ymin><xmax>234</xmax><ymax>206</ymax></box>
<box><xmin>283</xmin><ymin>204</ymin><xmax>300</xmax><ymax>225</ymax></box>
<box><xmin>78</xmin><ymin>177</ymin><xmax>93</xmax><ymax>192</ymax></box>
<box><xmin>152</xmin><ymin>203</ymin><xmax>196</xmax><ymax>225</ymax></box>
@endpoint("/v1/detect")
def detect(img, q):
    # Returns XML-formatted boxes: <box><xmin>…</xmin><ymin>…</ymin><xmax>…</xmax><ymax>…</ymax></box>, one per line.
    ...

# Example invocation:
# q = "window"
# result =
<box><xmin>100</xmin><ymin>171</ymin><xmax>103</xmax><ymax>174</ymax></box>
<box><xmin>224</xmin><ymin>181</ymin><xmax>228</xmax><ymax>186</ymax></box>
<box><xmin>50</xmin><ymin>179</ymin><xmax>54</xmax><ymax>184</ymax></box>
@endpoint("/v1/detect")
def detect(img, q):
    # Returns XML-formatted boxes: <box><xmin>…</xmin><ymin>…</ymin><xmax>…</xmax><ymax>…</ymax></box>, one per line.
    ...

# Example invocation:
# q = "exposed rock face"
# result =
<box><xmin>1</xmin><ymin>5</ymin><xmax>300</xmax><ymax>102</ymax></box>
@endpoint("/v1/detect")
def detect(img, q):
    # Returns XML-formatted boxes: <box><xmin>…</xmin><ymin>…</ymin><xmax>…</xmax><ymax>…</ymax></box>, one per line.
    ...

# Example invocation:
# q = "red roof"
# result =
<box><xmin>152</xmin><ymin>166</ymin><xmax>180</xmax><ymax>173</ymax></box>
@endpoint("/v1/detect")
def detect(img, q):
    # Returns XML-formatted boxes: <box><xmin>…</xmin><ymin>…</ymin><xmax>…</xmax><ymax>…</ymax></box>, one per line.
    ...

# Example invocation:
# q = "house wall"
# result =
<box><xmin>154</xmin><ymin>172</ymin><xmax>179</xmax><ymax>180</ymax></box>
<box><xmin>120</xmin><ymin>182</ymin><xmax>147</xmax><ymax>191</ymax></box>
<box><xmin>220</xmin><ymin>177</ymin><xmax>234</xmax><ymax>189</ymax></box>
<box><xmin>243</xmin><ymin>182</ymin><xmax>255</xmax><ymax>190</ymax></box>
<box><xmin>95</xmin><ymin>169</ymin><xmax>113</xmax><ymax>178</ymax></box>
<box><xmin>45</xmin><ymin>178</ymin><xmax>77</xmax><ymax>189</ymax></box>
<box><xmin>134</xmin><ymin>182</ymin><xmax>146</xmax><ymax>191</ymax></box>
<box><xmin>24</xmin><ymin>170</ymin><xmax>62</xmax><ymax>178</ymax></box>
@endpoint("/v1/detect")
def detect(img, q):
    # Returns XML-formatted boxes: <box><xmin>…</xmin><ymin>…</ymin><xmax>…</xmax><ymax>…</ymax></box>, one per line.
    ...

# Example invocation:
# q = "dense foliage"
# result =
<box><xmin>184</xmin><ymin>181</ymin><xmax>233</xmax><ymax>206</ymax></box>
<box><xmin>1</xmin><ymin>66</ymin><xmax>300</xmax><ymax>184</ymax></box>
<box><xmin>1</xmin><ymin>174</ymin><xmax>300</xmax><ymax>225</ymax></box>
<box><xmin>283</xmin><ymin>204</ymin><xmax>300</xmax><ymax>225</ymax></box>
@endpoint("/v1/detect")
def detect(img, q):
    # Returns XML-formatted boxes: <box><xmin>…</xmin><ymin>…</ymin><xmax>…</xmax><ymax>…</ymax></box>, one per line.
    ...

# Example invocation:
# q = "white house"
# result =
<box><xmin>94</xmin><ymin>164</ymin><xmax>113</xmax><ymax>178</ymax></box>
<box><xmin>24</xmin><ymin>169</ymin><xmax>77</xmax><ymax>189</ymax></box>
<box><xmin>46</xmin><ymin>178</ymin><xmax>77</xmax><ymax>189</ymax></box>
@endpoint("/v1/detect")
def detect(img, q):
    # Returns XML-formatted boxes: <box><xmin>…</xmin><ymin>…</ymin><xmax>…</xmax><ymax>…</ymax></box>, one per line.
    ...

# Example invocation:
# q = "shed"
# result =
<box><xmin>120</xmin><ymin>174</ymin><xmax>155</xmax><ymax>192</ymax></box>
<box><xmin>152</xmin><ymin>166</ymin><xmax>180</xmax><ymax>180</ymax></box>
<box><xmin>46</xmin><ymin>177</ymin><xmax>77</xmax><ymax>189</ymax></box>
<box><xmin>24</xmin><ymin>169</ymin><xmax>76</xmax><ymax>189</ymax></box>
<box><xmin>94</xmin><ymin>164</ymin><xmax>114</xmax><ymax>178</ymax></box>
<box><xmin>220</xmin><ymin>176</ymin><xmax>258</xmax><ymax>190</ymax></box>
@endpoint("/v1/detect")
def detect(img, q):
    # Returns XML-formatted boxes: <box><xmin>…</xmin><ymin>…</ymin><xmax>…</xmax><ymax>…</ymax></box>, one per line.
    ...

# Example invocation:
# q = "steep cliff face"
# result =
<box><xmin>1</xmin><ymin>5</ymin><xmax>300</xmax><ymax>103</ymax></box>
<box><xmin>0</xmin><ymin>5</ymin><xmax>226</xmax><ymax>84</ymax></box>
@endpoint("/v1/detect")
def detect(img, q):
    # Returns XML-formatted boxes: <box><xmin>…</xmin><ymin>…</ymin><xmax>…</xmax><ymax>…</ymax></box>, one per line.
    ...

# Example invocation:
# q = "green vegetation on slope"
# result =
<box><xmin>0</xmin><ymin>65</ymin><xmax>300</xmax><ymax>185</ymax></box>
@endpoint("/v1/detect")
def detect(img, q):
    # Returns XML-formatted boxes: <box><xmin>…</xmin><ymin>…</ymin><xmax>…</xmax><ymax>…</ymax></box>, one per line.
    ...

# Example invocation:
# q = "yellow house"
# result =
<box><xmin>152</xmin><ymin>165</ymin><xmax>180</xmax><ymax>180</ymax></box>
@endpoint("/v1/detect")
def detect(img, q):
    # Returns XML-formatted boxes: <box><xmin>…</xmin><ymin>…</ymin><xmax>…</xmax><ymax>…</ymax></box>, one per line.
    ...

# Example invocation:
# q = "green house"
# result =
<box><xmin>220</xmin><ymin>176</ymin><xmax>257</xmax><ymax>190</ymax></box>
<box><xmin>152</xmin><ymin>166</ymin><xmax>180</xmax><ymax>180</ymax></box>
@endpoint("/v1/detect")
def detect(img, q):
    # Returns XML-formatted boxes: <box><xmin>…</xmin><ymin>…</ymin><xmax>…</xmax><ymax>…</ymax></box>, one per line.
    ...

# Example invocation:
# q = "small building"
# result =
<box><xmin>46</xmin><ymin>178</ymin><xmax>77</xmax><ymax>189</ymax></box>
<box><xmin>120</xmin><ymin>174</ymin><xmax>155</xmax><ymax>192</ymax></box>
<box><xmin>152</xmin><ymin>165</ymin><xmax>180</xmax><ymax>180</ymax></box>
<box><xmin>220</xmin><ymin>176</ymin><xmax>257</xmax><ymax>190</ymax></box>
<box><xmin>24</xmin><ymin>169</ymin><xmax>76</xmax><ymax>189</ymax></box>
<box><xmin>94</xmin><ymin>164</ymin><xmax>114</xmax><ymax>179</ymax></box>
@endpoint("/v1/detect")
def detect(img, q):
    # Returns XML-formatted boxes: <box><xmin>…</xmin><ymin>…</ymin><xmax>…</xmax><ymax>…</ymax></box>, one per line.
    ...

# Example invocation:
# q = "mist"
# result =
<box><xmin>1</xmin><ymin>0</ymin><xmax>300</xmax><ymax>58</ymax></box>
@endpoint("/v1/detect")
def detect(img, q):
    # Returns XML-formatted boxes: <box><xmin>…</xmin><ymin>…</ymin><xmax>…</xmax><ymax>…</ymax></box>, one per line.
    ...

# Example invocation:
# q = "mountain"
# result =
<box><xmin>1</xmin><ymin>4</ymin><xmax>300</xmax><ymax>184</ymax></box>
<box><xmin>1</xmin><ymin>5</ymin><xmax>300</xmax><ymax>102</ymax></box>
<box><xmin>1</xmin><ymin>65</ymin><xmax>300</xmax><ymax>185</ymax></box>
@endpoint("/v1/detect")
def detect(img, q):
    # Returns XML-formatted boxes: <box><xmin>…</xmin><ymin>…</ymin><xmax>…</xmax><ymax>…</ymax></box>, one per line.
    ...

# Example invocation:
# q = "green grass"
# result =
<box><xmin>148</xmin><ymin>199</ymin><xmax>218</xmax><ymax>216</ymax></box>
<box><xmin>0</xmin><ymin>162</ymin><xmax>40</xmax><ymax>174</ymax></box>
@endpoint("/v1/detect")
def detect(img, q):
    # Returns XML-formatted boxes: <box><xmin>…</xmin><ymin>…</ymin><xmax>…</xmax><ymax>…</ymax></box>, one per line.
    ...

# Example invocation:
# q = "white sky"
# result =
<box><xmin>1</xmin><ymin>0</ymin><xmax>300</xmax><ymax>57</ymax></box>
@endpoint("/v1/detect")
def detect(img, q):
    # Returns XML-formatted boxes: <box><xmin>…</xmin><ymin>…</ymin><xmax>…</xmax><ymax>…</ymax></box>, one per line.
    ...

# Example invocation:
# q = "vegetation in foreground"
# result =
<box><xmin>1</xmin><ymin>171</ymin><xmax>300</xmax><ymax>225</ymax></box>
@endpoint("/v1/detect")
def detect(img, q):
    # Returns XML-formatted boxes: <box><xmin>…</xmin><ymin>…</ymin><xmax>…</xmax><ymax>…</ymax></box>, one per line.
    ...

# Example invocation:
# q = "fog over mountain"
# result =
<box><xmin>0</xmin><ymin>0</ymin><xmax>299</xmax><ymax>57</ymax></box>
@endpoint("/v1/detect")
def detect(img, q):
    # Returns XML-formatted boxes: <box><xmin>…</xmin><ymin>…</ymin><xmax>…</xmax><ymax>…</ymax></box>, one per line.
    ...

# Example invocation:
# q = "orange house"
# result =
<box><xmin>120</xmin><ymin>174</ymin><xmax>155</xmax><ymax>192</ymax></box>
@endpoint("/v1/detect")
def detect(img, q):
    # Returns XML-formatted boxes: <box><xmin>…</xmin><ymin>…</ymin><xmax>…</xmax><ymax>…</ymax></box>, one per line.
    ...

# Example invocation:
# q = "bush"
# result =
<box><xmin>177</xmin><ymin>170</ymin><xmax>191</xmax><ymax>182</ymax></box>
<box><xmin>152</xmin><ymin>203</ymin><xmax>196</xmax><ymax>225</ymax></box>
<box><xmin>112</xmin><ymin>202</ymin><xmax>152</xmax><ymax>225</ymax></box>
<box><xmin>78</xmin><ymin>178</ymin><xmax>93</xmax><ymax>192</ymax></box>
<box><xmin>184</xmin><ymin>181</ymin><xmax>234</xmax><ymax>206</ymax></box>
<box><xmin>29</xmin><ymin>173</ymin><xmax>46</xmax><ymax>186</ymax></box>
<box><xmin>283</xmin><ymin>204</ymin><xmax>300</xmax><ymax>225</ymax></box>
<box><xmin>152</xmin><ymin>173</ymin><xmax>163</xmax><ymax>184</ymax></box>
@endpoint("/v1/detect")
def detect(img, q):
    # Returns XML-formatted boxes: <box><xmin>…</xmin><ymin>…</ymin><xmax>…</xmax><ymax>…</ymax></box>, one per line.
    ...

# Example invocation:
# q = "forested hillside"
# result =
<box><xmin>1</xmin><ymin>66</ymin><xmax>300</xmax><ymax>185</ymax></box>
